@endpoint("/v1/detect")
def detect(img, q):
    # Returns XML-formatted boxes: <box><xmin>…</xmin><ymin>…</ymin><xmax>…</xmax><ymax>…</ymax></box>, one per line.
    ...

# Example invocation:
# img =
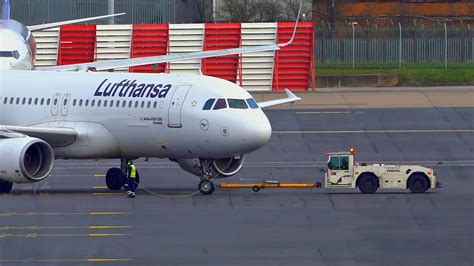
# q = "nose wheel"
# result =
<box><xmin>199</xmin><ymin>180</ymin><xmax>215</xmax><ymax>195</ymax></box>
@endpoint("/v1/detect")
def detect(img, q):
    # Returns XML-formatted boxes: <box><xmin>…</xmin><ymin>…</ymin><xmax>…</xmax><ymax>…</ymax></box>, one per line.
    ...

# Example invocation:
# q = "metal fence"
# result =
<box><xmin>316</xmin><ymin>26</ymin><xmax>474</xmax><ymax>69</ymax></box>
<box><xmin>11</xmin><ymin>0</ymin><xmax>177</xmax><ymax>24</ymax></box>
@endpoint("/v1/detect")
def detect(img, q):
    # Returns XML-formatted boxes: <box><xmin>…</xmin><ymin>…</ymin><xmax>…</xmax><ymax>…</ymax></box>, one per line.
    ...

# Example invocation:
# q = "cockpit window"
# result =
<box><xmin>203</xmin><ymin>99</ymin><xmax>215</xmax><ymax>110</ymax></box>
<box><xmin>246</xmin><ymin>98</ymin><xmax>259</xmax><ymax>109</ymax></box>
<box><xmin>213</xmin><ymin>98</ymin><xmax>227</xmax><ymax>110</ymax></box>
<box><xmin>0</xmin><ymin>50</ymin><xmax>20</xmax><ymax>59</ymax></box>
<box><xmin>228</xmin><ymin>99</ymin><xmax>248</xmax><ymax>109</ymax></box>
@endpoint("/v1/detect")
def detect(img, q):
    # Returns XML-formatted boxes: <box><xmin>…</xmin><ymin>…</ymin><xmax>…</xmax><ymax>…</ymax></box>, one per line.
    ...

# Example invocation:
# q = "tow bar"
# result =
<box><xmin>219</xmin><ymin>181</ymin><xmax>323</xmax><ymax>192</ymax></box>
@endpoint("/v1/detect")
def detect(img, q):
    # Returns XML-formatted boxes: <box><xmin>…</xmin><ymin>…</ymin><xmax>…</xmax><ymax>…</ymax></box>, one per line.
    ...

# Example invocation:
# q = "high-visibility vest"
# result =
<box><xmin>129</xmin><ymin>164</ymin><xmax>137</xmax><ymax>179</ymax></box>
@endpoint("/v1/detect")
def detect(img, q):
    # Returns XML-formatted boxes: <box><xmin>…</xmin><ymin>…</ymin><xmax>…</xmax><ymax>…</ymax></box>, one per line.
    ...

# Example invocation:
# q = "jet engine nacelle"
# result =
<box><xmin>177</xmin><ymin>156</ymin><xmax>245</xmax><ymax>179</ymax></box>
<box><xmin>0</xmin><ymin>137</ymin><xmax>55</xmax><ymax>183</ymax></box>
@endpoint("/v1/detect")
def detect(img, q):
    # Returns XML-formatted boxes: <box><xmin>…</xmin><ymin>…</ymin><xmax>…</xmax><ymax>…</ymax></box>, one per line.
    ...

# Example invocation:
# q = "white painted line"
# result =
<box><xmin>273</xmin><ymin>129</ymin><xmax>474</xmax><ymax>134</ymax></box>
<box><xmin>296</xmin><ymin>111</ymin><xmax>351</xmax><ymax>115</ymax></box>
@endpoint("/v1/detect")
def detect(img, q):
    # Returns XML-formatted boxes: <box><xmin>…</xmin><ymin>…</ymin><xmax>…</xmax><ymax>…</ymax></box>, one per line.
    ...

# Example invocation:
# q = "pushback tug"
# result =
<box><xmin>220</xmin><ymin>148</ymin><xmax>442</xmax><ymax>193</ymax></box>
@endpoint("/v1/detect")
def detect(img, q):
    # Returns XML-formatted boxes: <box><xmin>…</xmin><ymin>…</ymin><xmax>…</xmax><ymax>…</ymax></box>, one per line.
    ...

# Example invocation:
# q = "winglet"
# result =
<box><xmin>2</xmin><ymin>0</ymin><xmax>10</xmax><ymax>21</ymax></box>
<box><xmin>257</xmin><ymin>89</ymin><xmax>302</xmax><ymax>109</ymax></box>
<box><xmin>278</xmin><ymin>1</ymin><xmax>303</xmax><ymax>48</ymax></box>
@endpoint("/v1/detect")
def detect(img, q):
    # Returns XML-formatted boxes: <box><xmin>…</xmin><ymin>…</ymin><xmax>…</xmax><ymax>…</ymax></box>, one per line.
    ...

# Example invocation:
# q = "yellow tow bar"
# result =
<box><xmin>219</xmin><ymin>181</ymin><xmax>322</xmax><ymax>192</ymax></box>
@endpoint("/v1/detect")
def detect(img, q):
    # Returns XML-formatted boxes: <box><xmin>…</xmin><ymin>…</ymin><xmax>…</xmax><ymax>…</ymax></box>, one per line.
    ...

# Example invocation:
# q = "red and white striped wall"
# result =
<box><xmin>33</xmin><ymin>22</ymin><xmax>315</xmax><ymax>91</ymax></box>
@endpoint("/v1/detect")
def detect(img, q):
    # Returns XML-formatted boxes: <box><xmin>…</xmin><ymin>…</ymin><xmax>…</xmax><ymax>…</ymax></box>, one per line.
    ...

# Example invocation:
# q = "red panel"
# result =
<box><xmin>273</xmin><ymin>22</ymin><xmax>314</xmax><ymax>91</ymax></box>
<box><xmin>130</xmin><ymin>24</ymin><xmax>169</xmax><ymax>73</ymax></box>
<box><xmin>58</xmin><ymin>25</ymin><xmax>96</xmax><ymax>66</ymax></box>
<box><xmin>202</xmin><ymin>23</ymin><xmax>241</xmax><ymax>83</ymax></box>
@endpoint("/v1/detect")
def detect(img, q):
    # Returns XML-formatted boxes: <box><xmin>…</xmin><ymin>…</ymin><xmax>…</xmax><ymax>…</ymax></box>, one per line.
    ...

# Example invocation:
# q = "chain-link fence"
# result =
<box><xmin>316</xmin><ymin>25</ymin><xmax>474</xmax><ymax>69</ymax></box>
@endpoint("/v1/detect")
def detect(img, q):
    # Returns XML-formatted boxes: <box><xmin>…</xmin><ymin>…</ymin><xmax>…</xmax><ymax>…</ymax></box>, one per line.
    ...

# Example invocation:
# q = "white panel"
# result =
<box><xmin>95</xmin><ymin>24</ymin><xmax>132</xmax><ymax>72</ymax></box>
<box><xmin>168</xmin><ymin>23</ymin><xmax>204</xmax><ymax>75</ymax></box>
<box><xmin>240</xmin><ymin>23</ymin><xmax>277</xmax><ymax>92</ymax></box>
<box><xmin>32</xmin><ymin>28</ymin><xmax>59</xmax><ymax>67</ymax></box>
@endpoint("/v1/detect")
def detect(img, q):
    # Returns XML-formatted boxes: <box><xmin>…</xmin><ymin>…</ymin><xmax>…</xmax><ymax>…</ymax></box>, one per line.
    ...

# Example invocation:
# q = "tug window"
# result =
<box><xmin>228</xmin><ymin>99</ymin><xmax>248</xmax><ymax>109</ymax></box>
<box><xmin>327</xmin><ymin>156</ymin><xmax>349</xmax><ymax>171</ymax></box>
<box><xmin>213</xmin><ymin>98</ymin><xmax>227</xmax><ymax>110</ymax></box>
<box><xmin>203</xmin><ymin>99</ymin><xmax>215</xmax><ymax>110</ymax></box>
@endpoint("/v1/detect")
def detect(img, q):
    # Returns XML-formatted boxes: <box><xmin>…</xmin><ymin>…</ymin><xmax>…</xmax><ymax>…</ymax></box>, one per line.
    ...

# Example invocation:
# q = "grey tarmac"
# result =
<box><xmin>0</xmin><ymin>106</ymin><xmax>472</xmax><ymax>266</ymax></box>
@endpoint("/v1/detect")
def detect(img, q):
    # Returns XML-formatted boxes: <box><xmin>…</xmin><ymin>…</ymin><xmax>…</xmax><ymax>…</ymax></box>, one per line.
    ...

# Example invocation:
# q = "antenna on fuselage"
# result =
<box><xmin>2</xmin><ymin>0</ymin><xmax>11</xmax><ymax>21</ymax></box>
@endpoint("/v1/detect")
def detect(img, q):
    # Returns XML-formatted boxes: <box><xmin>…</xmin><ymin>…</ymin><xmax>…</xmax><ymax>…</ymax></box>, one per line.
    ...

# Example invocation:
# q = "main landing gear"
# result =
<box><xmin>0</xmin><ymin>180</ymin><xmax>13</xmax><ymax>193</ymax></box>
<box><xmin>198</xmin><ymin>159</ymin><xmax>216</xmax><ymax>195</ymax></box>
<box><xmin>105</xmin><ymin>158</ymin><xmax>139</xmax><ymax>191</ymax></box>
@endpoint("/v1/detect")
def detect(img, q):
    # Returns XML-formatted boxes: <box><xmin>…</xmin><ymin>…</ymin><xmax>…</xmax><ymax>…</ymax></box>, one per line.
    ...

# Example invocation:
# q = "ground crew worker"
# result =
<box><xmin>127</xmin><ymin>161</ymin><xmax>137</xmax><ymax>198</ymax></box>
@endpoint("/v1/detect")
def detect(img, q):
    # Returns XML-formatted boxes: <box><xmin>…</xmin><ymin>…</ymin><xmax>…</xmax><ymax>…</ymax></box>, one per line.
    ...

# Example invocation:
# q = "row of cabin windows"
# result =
<box><xmin>1</xmin><ymin>97</ymin><xmax>164</xmax><ymax>109</ymax></box>
<box><xmin>202</xmin><ymin>98</ymin><xmax>259</xmax><ymax>110</ymax></box>
<box><xmin>71</xmin><ymin>99</ymin><xmax>163</xmax><ymax>109</ymax></box>
<box><xmin>3</xmin><ymin>97</ymin><xmax>52</xmax><ymax>106</ymax></box>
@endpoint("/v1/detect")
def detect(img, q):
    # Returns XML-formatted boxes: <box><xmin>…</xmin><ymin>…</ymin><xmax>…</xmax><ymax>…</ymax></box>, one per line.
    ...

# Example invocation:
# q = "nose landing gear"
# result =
<box><xmin>198</xmin><ymin>159</ymin><xmax>216</xmax><ymax>195</ymax></box>
<box><xmin>198</xmin><ymin>179</ymin><xmax>215</xmax><ymax>195</ymax></box>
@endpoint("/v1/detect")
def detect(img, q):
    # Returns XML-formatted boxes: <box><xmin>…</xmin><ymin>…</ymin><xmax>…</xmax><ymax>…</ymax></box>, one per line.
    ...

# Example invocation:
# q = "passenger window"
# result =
<box><xmin>85</xmin><ymin>100</ymin><xmax>89</xmax><ymax>107</ymax></box>
<box><xmin>91</xmin><ymin>100</ymin><xmax>95</xmax><ymax>107</ymax></box>
<box><xmin>246</xmin><ymin>98</ymin><xmax>259</xmax><ymax>109</ymax></box>
<box><xmin>213</xmin><ymin>98</ymin><xmax>227</xmax><ymax>110</ymax></box>
<box><xmin>203</xmin><ymin>99</ymin><xmax>215</xmax><ymax>110</ymax></box>
<box><xmin>40</xmin><ymin>98</ymin><xmax>44</xmax><ymax>105</ymax></box>
<box><xmin>3</xmin><ymin>98</ymin><xmax>6</xmax><ymax>104</ymax></box>
<box><xmin>228</xmin><ymin>99</ymin><xmax>248</xmax><ymax>109</ymax></box>
<box><xmin>47</xmin><ymin>99</ymin><xmax>51</xmax><ymax>105</ymax></box>
<box><xmin>28</xmin><ymin>98</ymin><xmax>32</xmax><ymax>105</ymax></box>
<box><xmin>34</xmin><ymin>98</ymin><xmax>38</xmax><ymax>105</ymax></box>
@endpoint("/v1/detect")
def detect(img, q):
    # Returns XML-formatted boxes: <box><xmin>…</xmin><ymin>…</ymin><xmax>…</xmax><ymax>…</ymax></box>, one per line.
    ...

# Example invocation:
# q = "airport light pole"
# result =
<box><xmin>351</xmin><ymin>22</ymin><xmax>357</xmax><ymax>69</ymax></box>
<box><xmin>444</xmin><ymin>22</ymin><xmax>448</xmax><ymax>70</ymax></box>
<box><xmin>399</xmin><ymin>23</ymin><xmax>402</xmax><ymax>69</ymax></box>
<box><xmin>108</xmin><ymin>0</ymin><xmax>115</xmax><ymax>24</ymax></box>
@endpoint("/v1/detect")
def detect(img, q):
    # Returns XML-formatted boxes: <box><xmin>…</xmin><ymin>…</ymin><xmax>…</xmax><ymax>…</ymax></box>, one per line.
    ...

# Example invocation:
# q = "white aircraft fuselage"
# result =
<box><xmin>0</xmin><ymin>70</ymin><xmax>272</xmax><ymax>160</ymax></box>
<box><xmin>0</xmin><ymin>20</ymin><xmax>35</xmax><ymax>70</ymax></box>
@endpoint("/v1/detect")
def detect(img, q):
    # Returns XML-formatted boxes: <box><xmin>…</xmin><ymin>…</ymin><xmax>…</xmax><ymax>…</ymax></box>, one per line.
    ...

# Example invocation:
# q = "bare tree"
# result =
<box><xmin>254</xmin><ymin>1</ymin><xmax>283</xmax><ymax>22</ymax></box>
<box><xmin>283</xmin><ymin>0</ymin><xmax>312</xmax><ymax>21</ymax></box>
<box><xmin>218</xmin><ymin>0</ymin><xmax>260</xmax><ymax>22</ymax></box>
<box><xmin>195</xmin><ymin>0</ymin><xmax>213</xmax><ymax>23</ymax></box>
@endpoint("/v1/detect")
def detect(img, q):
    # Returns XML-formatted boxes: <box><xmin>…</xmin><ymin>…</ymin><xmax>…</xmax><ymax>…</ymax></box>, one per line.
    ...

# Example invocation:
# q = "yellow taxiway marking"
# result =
<box><xmin>93</xmin><ymin>186</ymin><xmax>108</xmax><ymax>189</ymax></box>
<box><xmin>0</xmin><ymin>258</ymin><xmax>132</xmax><ymax>263</ymax></box>
<box><xmin>0</xmin><ymin>212</ymin><xmax>128</xmax><ymax>217</ymax></box>
<box><xmin>296</xmin><ymin>111</ymin><xmax>351</xmax><ymax>115</ymax></box>
<box><xmin>0</xmin><ymin>226</ymin><xmax>131</xmax><ymax>231</ymax></box>
<box><xmin>92</xmin><ymin>192</ymin><xmax>124</xmax><ymax>196</ymax></box>
<box><xmin>94</xmin><ymin>174</ymin><xmax>106</xmax><ymax>177</ymax></box>
<box><xmin>0</xmin><ymin>233</ymin><xmax>131</xmax><ymax>238</ymax></box>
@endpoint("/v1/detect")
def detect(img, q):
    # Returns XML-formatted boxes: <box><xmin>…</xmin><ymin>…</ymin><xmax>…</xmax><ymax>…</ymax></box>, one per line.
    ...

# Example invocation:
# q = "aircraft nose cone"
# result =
<box><xmin>244</xmin><ymin>111</ymin><xmax>272</xmax><ymax>151</ymax></box>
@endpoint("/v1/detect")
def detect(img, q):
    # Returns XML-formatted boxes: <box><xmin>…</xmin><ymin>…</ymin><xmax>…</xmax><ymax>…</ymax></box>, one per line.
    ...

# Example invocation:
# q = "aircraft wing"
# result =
<box><xmin>0</xmin><ymin>125</ymin><xmax>77</xmax><ymax>147</ymax></box>
<box><xmin>35</xmin><ymin>44</ymin><xmax>281</xmax><ymax>72</ymax></box>
<box><xmin>258</xmin><ymin>89</ymin><xmax>302</xmax><ymax>109</ymax></box>
<box><xmin>28</xmin><ymin>13</ymin><xmax>126</xmax><ymax>32</ymax></box>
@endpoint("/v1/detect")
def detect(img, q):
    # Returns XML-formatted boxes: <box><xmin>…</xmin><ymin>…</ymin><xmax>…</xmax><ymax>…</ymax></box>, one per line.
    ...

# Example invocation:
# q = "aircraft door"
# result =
<box><xmin>168</xmin><ymin>85</ymin><xmax>191</xmax><ymax>128</ymax></box>
<box><xmin>51</xmin><ymin>93</ymin><xmax>61</xmax><ymax>116</ymax></box>
<box><xmin>61</xmin><ymin>93</ymin><xmax>71</xmax><ymax>116</ymax></box>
